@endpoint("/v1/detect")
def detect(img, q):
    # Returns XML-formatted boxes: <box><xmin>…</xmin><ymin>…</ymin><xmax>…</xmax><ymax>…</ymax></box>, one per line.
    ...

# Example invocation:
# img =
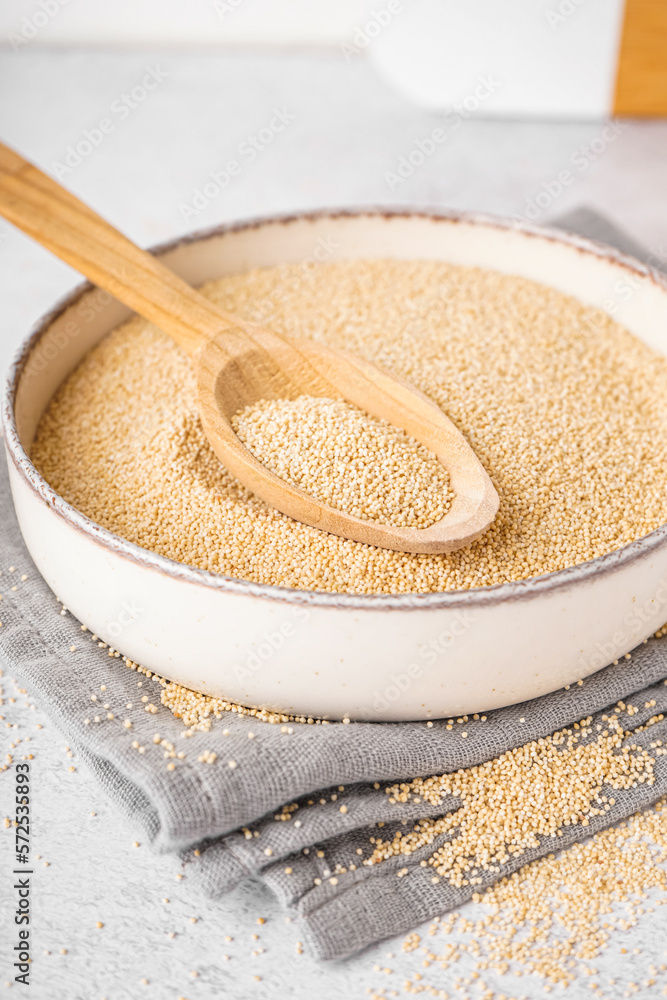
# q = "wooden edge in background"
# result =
<box><xmin>614</xmin><ymin>0</ymin><xmax>667</xmax><ymax>116</ymax></box>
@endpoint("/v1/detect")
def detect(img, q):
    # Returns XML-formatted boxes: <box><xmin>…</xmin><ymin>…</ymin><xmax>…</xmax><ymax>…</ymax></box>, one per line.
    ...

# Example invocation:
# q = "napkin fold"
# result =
<box><xmin>2</xmin><ymin>208</ymin><xmax>667</xmax><ymax>960</ymax></box>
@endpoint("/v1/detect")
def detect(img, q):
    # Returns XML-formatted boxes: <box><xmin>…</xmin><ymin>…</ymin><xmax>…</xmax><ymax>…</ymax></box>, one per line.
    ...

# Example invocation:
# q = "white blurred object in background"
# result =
<box><xmin>0</xmin><ymin>0</ymin><xmax>375</xmax><ymax>48</ymax></box>
<box><xmin>0</xmin><ymin>0</ymin><xmax>627</xmax><ymax>119</ymax></box>
<box><xmin>367</xmin><ymin>0</ymin><xmax>625</xmax><ymax>118</ymax></box>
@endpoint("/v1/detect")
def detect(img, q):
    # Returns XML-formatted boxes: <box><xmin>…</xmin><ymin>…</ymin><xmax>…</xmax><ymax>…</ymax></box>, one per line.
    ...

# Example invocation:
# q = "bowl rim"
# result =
<box><xmin>4</xmin><ymin>206</ymin><xmax>667</xmax><ymax>612</ymax></box>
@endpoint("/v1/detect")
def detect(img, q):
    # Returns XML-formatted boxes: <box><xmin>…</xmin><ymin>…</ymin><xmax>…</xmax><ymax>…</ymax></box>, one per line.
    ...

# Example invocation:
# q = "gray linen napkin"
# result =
<box><xmin>2</xmin><ymin>208</ymin><xmax>667</xmax><ymax>961</ymax></box>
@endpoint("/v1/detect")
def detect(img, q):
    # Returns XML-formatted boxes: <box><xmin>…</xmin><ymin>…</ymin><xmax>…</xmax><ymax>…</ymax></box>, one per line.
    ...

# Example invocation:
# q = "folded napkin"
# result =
<box><xmin>2</xmin><ymin>208</ymin><xmax>667</xmax><ymax>961</ymax></box>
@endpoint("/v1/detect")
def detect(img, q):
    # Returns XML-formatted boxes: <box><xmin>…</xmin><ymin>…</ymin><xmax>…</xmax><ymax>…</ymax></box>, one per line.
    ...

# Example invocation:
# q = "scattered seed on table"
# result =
<box><xmin>397</xmin><ymin>796</ymin><xmax>667</xmax><ymax>989</ymax></box>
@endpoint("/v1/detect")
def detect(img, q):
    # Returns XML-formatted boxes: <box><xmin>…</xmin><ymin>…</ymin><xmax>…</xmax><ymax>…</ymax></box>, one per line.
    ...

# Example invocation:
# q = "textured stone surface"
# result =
<box><xmin>1</xmin><ymin>48</ymin><xmax>667</xmax><ymax>999</ymax></box>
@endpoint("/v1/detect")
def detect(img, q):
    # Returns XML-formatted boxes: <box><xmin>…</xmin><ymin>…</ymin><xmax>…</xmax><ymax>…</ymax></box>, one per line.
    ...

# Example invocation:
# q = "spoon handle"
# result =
<box><xmin>0</xmin><ymin>141</ymin><xmax>232</xmax><ymax>358</ymax></box>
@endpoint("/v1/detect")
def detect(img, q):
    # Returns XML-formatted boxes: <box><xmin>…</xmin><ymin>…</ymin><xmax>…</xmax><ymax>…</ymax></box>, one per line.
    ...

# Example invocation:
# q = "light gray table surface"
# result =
<box><xmin>1</xmin><ymin>49</ymin><xmax>667</xmax><ymax>1000</ymax></box>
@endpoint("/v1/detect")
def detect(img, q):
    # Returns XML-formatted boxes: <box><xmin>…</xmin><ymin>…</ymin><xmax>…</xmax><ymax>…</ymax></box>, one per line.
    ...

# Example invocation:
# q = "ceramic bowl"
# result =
<box><xmin>4</xmin><ymin>210</ymin><xmax>667</xmax><ymax>721</ymax></box>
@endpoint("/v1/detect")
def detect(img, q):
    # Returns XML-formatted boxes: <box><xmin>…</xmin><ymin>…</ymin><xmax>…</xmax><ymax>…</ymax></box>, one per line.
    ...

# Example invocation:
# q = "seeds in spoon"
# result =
<box><xmin>231</xmin><ymin>395</ymin><xmax>454</xmax><ymax>530</ymax></box>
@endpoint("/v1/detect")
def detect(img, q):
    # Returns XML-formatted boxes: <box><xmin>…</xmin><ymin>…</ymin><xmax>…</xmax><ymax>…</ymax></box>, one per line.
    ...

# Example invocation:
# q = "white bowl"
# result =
<box><xmin>4</xmin><ymin>210</ymin><xmax>667</xmax><ymax>721</ymax></box>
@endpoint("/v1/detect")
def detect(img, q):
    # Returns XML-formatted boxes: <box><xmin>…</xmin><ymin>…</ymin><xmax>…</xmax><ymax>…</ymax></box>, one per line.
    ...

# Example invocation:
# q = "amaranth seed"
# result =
<box><xmin>31</xmin><ymin>259</ymin><xmax>667</xmax><ymax>596</ymax></box>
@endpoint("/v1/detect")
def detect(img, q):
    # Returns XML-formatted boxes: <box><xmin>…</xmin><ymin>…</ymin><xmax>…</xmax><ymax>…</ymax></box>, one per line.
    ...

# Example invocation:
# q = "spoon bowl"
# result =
<box><xmin>198</xmin><ymin>329</ymin><xmax>498</xmax><ymax>551</ymax></box>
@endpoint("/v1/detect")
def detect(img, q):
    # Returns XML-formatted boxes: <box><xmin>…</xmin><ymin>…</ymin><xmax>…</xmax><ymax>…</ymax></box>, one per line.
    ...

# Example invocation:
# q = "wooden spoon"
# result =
<box><xmin>0</xmin><ymin>141</ymin><xmax>499</xmax><ymax>554</ymax></box>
